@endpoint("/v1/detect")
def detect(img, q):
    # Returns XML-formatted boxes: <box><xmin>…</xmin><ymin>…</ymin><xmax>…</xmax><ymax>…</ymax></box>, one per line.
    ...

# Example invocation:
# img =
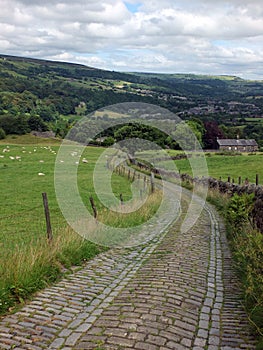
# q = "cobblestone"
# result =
<box><xmin>0</xmin><ymin>185</ymin><xmax>256</xmax><ymax>349</ymax></box>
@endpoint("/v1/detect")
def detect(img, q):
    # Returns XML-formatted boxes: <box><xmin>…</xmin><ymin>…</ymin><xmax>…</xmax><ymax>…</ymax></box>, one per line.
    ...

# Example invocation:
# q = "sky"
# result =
<box><xmin>0</xmin><ymin>0</ymin><xmax>263</xmax><ymax>80</ymax></box>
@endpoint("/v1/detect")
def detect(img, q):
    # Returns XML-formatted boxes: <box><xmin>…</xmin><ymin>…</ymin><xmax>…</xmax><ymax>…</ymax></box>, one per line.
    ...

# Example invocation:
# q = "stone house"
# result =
<box><xmin>217</xmin><ymin>139</ymin><xmax>258</xmax><ymax>152</ymax></box>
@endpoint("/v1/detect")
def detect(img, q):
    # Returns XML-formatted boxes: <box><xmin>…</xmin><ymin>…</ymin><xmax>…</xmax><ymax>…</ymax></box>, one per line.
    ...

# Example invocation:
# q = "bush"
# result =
<box><xmin>216</xmin><ymin>150</ymin><xmax>242</xmax><ymax>156</ymax></box>
<box><xmin>0</xmin><ymin>127</ymin><xmax>6</xmax><ymax>139</ymax></box>
<box><xmin>226</xmin><ymin>193</ymin><xmax>254</xmax><ymax>235</ymax></box>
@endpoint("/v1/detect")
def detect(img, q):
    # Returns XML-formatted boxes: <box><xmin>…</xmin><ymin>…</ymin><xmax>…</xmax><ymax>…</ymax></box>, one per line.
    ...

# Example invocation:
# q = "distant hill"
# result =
<box><xmin>0</xmin><ymin>53</ymin><xmax>263</xmax><ymax>140</ymax></box>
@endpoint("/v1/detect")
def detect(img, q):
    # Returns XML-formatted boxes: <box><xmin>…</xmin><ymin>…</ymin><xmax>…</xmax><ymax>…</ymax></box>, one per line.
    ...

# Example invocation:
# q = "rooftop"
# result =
<box><xmin>217</xmin><ymin>139</ymin><xmax>258</xmax><ymax>146</ymax></box>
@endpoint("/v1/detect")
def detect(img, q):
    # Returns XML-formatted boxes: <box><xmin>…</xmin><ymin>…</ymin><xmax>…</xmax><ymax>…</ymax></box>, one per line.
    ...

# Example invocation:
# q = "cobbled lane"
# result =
<box><xmin>0</xmin><ymin>187</ymin><xmax>256</xmax><ymax>350</ymax></box>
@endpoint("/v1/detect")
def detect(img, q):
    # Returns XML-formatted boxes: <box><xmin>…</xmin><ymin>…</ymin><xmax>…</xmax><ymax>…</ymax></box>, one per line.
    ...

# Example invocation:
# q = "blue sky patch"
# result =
<box><xmin>124</xmin><ymin>2</ymin><xmax>141</xmax><ymax>13</ymax></box>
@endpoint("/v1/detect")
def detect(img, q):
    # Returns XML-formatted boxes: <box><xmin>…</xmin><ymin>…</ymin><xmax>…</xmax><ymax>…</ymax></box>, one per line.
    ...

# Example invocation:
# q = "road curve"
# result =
<box><xmin>0</xmin><ymin>185</ymin><xmax>256</xmax><ymax>349</ymax></box>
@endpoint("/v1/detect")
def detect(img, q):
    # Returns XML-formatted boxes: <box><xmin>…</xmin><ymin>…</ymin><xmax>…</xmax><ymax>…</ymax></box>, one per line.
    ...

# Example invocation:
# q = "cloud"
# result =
<box><xmin>0</xmin><ymin>0</ymin><xmax>262</xmax><ymax>79</ymax></box>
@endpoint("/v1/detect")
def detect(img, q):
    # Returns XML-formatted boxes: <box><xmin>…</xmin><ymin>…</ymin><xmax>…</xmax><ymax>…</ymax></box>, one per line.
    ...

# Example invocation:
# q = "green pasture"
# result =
<box><xmin>173</xmin><ymin>153</ymin><xmax>263</xmax><ymax>184</ymax></box>
<box><xmin>245</xmin><ymin>117</ymin><xmax>263</xmax><ymax>123</ymax></box>
<box><xmin>138</xmin><ymin>149</ymin><xmax>263</xmax><ymax>184</ymax></box>
<box><xmin>0</xmin><ymin>138</ymin><xmax>162</xmax><ymax>314</ymax></box>
<box><xmin>0</xmin><ymin>143</ymin><xmax>136</xmax><ymax>250</ymax></box>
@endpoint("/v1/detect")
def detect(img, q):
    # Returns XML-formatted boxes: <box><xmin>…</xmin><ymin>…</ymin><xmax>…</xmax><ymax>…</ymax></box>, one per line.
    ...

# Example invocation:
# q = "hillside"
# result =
<box><xmin>0</xmin><ymin>53</ymin><xmax>263</xmax><ymax>143</ymax></box>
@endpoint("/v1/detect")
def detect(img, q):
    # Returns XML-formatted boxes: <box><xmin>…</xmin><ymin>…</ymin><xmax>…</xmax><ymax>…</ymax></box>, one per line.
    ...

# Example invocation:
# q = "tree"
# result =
<box><xmin>102</xmin><ymin>136</ymin><xmax>115</xmax><ymax>147</ymax></box>
<box><xmin>203</xmin><ymin>121</ymin><xmax>225</xmax><ymax>149</ymax></box>
<box><xmin>187</xmin><ymin>118</ymin><xmax>205</xmax><ymax>147</ymax></box>
<box><xmin>0</xmin><ymin>114</ymin><xmax>29</xmax><ymax>135</ymax></box>
<box><xmin>27</xmin><ymin>115</ymin><xmax>49</xmax><ymax>132</ymax></box>
<box><xmin>0</xmin><ymin>127</ymin><xmax>6</xmax><ymax>139</ymax></box>
<box><xmin>172</xmin><ymin>122</ymin><xmax>200</xmax><ymax>150</ymax></box>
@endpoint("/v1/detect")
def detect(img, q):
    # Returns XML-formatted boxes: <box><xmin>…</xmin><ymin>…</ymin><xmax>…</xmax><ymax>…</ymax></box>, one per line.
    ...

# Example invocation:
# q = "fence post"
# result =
<box><xmin>120</xmin><ymin>193</ymin><xmax>124</xmax><ymax>205</ymax></box>
<box><xmin>128</xmin><ymin>169</ymin><xmax>130</xmax><ymax>180</ymax></box>
<box><xmin>256</xmin><ymin>174</ymin><xmax>259</xmax><ymax>186</ymax></box>
<box><xmin>238</xmin><ymin>176</ymin><xmax>241</xmax><ymax>185</ymax></box>
<box><xmin>89</xmin><ymin>196</ymin><xmax>97</xmax><ymax>219</ymax></box>
<box><xmin>228</xmin><ymin>176</ymin><xmax>231</xmax><ymax>183</ymax></box>
<box><xmin>150</xmin><ymin>172</ymin><xmax>155</xmax><ymax>193</ymax></box>
<box><xmin>42</xmin><ymin>192</ymin><xmax>53</xmax><ymax>242</ymax></box>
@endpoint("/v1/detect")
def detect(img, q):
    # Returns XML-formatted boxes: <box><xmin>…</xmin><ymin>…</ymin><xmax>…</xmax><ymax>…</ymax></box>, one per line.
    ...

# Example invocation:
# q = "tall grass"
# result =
<box><xmin>0</xmin><ymin>227</ymin><xmax>102</xmax><ymax>314</ymax></box>
<box><xmin>207</xmin><ymin>189</ymin><xmax>263</xmax><ymax>348</ymax></box>
<box><xmin>99</xmin><ymin>190</ymin><xmax>162</xmax><ymax>227</ymax></box>
<box><xmin>0</xmin><ymin>191</ymin><xmax>162</xmax><ymax>315</ymax></box>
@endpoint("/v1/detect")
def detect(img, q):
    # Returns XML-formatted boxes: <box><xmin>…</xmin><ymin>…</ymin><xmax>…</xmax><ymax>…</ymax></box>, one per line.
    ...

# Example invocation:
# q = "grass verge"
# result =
<box><xmin>0</xmin><ymin>227</ymin><xmax>104</xmax><ymax>315</ymax></box>
<box><xmin>207</xmin><ymin>189</ymin><xmax>263</xmax><ymax>349</ymax></box>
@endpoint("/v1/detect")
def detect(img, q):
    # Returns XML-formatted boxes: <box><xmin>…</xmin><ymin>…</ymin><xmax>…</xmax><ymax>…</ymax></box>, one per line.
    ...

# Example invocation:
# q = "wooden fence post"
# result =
<box><xmin>42</xmin><ymin>192</ymin><xmax>53</xmax><ymax>242</ymax></box>
<box><xmin>238</xmin><ymin>176</ymin><xmax>241</xmax><ymax>185</ymax></box>
<box><xmin>89</xmin><ymin>196</ymin><xmax>97</xmax><ymax>219</ymax></box>
<box><xmin>256</xmin><ymin>174</ymin><xmax>259</xmax><ymax>186</ymax></box>
<box><xmin>120</xmin><ymin>193</ymin><xmax>124</xmax><ymax>205</ymax></box>
<box><xmin>150</xmin><ymin>172</ymin><xmax>155</xmax><ymax>193</ymax></box>
<box><xmin>227</xmin><ymin>176</ymin><xmax>231</xmax><ymax>183</ymax></box>
<box><xmin>144</xmin><ymin>176</ymin><xmax>147</xmax><ymax>190</ymax></box>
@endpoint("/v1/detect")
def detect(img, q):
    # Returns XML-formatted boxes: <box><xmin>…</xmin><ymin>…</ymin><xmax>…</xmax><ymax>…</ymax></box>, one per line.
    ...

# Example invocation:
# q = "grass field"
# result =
<box><xmin>0</xmin><ymin>137</ymin><xmax>161</xmax><ymax>314</ymax></box>
<box><xmin>1</xmin><ymin>135</ymin><xmax>263</xmax><ymax>314</ymax></box>
<box><xmin>152</xmin><ymin>151</ymin><xmax>263</xmax><ymax>184</ymax></box>
<box><xmin>179</xmin><ymin>153</ymin><xmax>263</xmax><ymax>184</ymax></box>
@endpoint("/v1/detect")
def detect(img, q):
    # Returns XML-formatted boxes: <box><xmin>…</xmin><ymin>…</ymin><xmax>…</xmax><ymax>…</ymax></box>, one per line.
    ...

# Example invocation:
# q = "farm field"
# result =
<box><xmin>137</xmin><ymin>149</ymin><xmax>263</xmax><ymax>184</ymax></box>
<box><xmin>1</xmin><ymin>139</ymin><xmax>159</xmax><ymax>314</ymax></box>
<box><xmin>176</xmin><ymin>153</ymin><xmax>263</xmax><ymax>184</ymax></box>
<box><xmin>152</xmin><ymin>151</ymin><xmax>263</xmax><ymax>184</ymax></box>
<box><xmin>0</xmin><ymin>143</ymin><xmax>139</xmax><ymax>249</ymax></box>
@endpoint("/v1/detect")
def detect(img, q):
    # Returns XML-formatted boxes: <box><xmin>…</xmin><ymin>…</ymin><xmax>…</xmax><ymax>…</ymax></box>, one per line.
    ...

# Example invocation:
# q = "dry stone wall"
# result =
<box><xmin>131</xmin><ymin>158</ymin><xmax>263</xmax><ymax>233</ymax></box>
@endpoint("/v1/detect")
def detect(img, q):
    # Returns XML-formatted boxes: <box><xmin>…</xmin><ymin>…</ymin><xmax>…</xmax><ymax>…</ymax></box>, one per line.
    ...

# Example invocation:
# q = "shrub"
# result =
<box><xmin>0</xmin><ymin>127</ymin><xmax>6</xmax><ymax>139</ymax></box>
<box><xmin>226</xmin><ymin>193</ymin><xmax>254</xmax><ymax>236</ymax></box>
<box><xmin>216</xmin><ymin>150</ymin><xmax>242</xmax><ymax>156</ymax></box>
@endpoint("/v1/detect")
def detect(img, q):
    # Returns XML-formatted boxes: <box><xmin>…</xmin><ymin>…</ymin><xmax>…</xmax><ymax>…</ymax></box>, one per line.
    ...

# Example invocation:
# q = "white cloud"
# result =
<box><xmin>0</xmin><ymin>0</ymin><xmax>262</xmax><ymax>79</ymax></box>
